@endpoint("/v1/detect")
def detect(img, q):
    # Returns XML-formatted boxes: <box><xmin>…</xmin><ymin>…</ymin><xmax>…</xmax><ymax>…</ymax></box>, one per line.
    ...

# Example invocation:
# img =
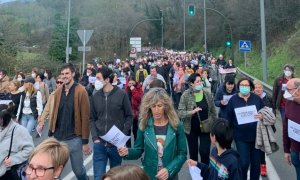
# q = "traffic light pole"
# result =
<box><xmin>205</xmin><ymin>8</ymin><xmax>233</xmax><ymax>57</ymax></box>
<box><xmin>260</xmin><ymin>0</ymin><xmax>267</xmax><ymax>82</ymax></box>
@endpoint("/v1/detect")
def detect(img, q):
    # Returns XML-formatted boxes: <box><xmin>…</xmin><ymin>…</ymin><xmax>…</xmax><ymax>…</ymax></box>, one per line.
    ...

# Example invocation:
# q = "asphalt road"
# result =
<box><xmin>32</xmin><ymin>113</ymin><xmax>295</xmax><ymax>180</ymax></box>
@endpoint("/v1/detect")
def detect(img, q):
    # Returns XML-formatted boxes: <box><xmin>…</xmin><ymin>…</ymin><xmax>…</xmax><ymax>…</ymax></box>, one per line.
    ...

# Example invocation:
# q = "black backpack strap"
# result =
<box><xmin>7</xmin><ymin>126</ymin><xmax>17</xmax><ymax>158</ymax></box>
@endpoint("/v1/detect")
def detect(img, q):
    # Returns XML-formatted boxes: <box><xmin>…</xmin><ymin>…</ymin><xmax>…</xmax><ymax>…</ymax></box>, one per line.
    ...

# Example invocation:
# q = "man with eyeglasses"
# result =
<box><xmin>283</xmin><ymin>78</ymin><xmax>300</xmax><ymax>180</ymax></box>
<box><xmin>37</xmin><ymin>76</ymin><xmax>63</xmax><ymax>136</ymax></box>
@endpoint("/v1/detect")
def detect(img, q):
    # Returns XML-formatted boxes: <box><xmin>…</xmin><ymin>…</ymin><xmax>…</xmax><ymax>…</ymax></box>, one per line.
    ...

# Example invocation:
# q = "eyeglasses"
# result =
<box><xmin>25</xmin><ymin>165</ymin><xmax>54</xmax><ymax>177</ymax></box>
<box><xmin>56</xmin><ymin>81</ymin><xmax>63</xmax><ymax>84</ymax></box>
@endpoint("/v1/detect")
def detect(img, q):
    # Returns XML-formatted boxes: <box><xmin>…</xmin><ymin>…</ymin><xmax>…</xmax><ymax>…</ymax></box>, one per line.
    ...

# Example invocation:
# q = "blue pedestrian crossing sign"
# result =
<box><xmin>239</xmin><ymin>40</ymin><xmax>251</xmax><ymax>52</ymax></box>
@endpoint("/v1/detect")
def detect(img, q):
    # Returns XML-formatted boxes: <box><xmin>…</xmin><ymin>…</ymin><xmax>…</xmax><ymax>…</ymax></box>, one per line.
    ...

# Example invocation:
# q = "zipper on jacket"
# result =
<box><xmin>145</xmin><ymin>132</ymin><xmax>156</xmax><ymax>150</ymax></box>
<box><xmin>105</xmin><ymin>96</ymin><xmax>108</xmax><ymax>146</ymax></box>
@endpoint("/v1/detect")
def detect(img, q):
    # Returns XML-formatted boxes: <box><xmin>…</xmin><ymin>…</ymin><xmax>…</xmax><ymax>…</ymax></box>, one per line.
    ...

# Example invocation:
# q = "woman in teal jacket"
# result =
<box><xmin>118</xmin><ymin>88</ymin><xmax>187</xmax><ymax>180</ymax></box>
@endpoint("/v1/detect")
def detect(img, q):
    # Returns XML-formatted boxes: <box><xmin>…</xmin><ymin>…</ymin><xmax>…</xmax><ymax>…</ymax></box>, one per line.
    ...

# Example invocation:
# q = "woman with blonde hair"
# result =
<box><xmin>102</xmin><ymin>164</ymin><xmax>150</xmax><ymax>180</ymax></box>
<box><xmin>26</xmin><ymin>137</ymin><xmax>70</xmax><ymax>180</ymax></box>
<box><xmin>16</xmin><ymin>77</ymin><xmax>43</xmax><ymax>133</ymax></box>
<box><xmin>118</xmin><ymin>88</ymin><xmax>187</xmax><ymax>180</ymax></box>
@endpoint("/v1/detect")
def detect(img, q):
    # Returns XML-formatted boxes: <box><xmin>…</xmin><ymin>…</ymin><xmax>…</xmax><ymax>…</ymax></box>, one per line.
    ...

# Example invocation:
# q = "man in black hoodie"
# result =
<box><xmin>187</xmin><ymin>118</ymin><xmax>242</xmax><ymax>180</ymax></box>
<box><xmin>89</xmin><ymin>66</ymin><xmax>133</xmax><ymax>180</ymax></box>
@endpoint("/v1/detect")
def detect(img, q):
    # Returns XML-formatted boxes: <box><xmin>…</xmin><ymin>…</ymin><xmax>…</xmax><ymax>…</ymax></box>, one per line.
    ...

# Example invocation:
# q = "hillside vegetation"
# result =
<box><xmin>233</xmin><ymin>21</ymin><xmax>300</xmax><ymax>85</ymax></box>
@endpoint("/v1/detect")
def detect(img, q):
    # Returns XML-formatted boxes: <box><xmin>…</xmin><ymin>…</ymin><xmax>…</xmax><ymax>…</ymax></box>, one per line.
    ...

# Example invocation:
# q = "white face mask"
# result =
<box><xmin>112</xmin><ymin>82</ymin><xmax>117</xmax><ymax>86</ymax></box>
<box><xmin>44</xmin><ymin>73</ymin><xmax>48</xmax><ymax>77</ymax></box>
<box><xmin>284</xmin><ymin>70</ymin><xmax>292</xmax><ymax>77</ymax></box>
<box><xmin>17</xmin><ymin>77</ymin><xmax>22</xmax><ymax>82</ymax></box>
<box><xmin>31</xmin><ymin>73</ymin><xmax>36</xmax><ymax>78</ymax></box>
<box><xmin>94</xmin><ymin>80</ymin><xmax>104</xmax><ymax>90</ymax></box>
<box><xmin>87</xmin><ymin>73</ymin><xmax>90</xmax><ymax>76</ymax></box>
<box><xmin>284</xmin><ymin>87</ymin><xmax>299</xmax><ymax>101</ymax></box>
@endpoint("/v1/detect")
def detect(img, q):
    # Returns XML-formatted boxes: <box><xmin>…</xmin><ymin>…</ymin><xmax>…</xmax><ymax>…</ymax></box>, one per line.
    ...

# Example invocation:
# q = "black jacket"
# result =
<box><xmin>18</xmin><ymin>92</ymin><xmax>38</xmax><ymax>120</ymax></box>
<box><xmin>89</xmin><ymin>86</ymin><xmax>133</xmax><ymax>141</ymax></box>
<box><xmin>198</xmin><ymin>147</ymin><xmax>242</xmax><ymax>180</ymax></box>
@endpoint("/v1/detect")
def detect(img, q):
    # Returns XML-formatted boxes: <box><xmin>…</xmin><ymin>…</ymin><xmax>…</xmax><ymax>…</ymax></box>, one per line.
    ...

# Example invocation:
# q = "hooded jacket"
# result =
<box><xmin>0</xmin><ymin>121</ymin><xmax>34</xmax><ymax>177</ymax></box>
<box><xmin>214</xmin><ymin>83</ymin><xmax>237</xmax><ymax>118</ymax></box>
<box><xmin>89</xmin><ymin>86</ymin><xmax>133</xmax><ymax>141</ymax></box>
<box><xmin>197</xmin><ymin>147</ymin><xmax>242</xmax><ymax>180</ymax></box>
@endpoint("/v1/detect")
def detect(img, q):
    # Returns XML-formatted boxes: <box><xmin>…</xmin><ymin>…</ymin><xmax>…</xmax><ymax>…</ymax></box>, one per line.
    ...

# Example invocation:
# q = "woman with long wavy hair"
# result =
<box><xmin>118</xmin><ymin>88</ymin><xmax>187</xmax><ymax>180</ymax></box>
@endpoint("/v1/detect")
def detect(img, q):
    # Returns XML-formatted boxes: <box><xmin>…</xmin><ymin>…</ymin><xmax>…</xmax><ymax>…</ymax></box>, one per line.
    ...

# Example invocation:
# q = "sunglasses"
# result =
<box><xmin>56</xmin><ymin>81</ymin><xmax>63</xmax><ymax>84</ymax></box>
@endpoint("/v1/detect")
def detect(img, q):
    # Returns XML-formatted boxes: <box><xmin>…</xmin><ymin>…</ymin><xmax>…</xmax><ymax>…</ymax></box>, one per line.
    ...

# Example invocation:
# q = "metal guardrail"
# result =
<box><xmin>236</xmin><ymin>67</ymin><xmax>273</xmax><ymax>95</ymax></box>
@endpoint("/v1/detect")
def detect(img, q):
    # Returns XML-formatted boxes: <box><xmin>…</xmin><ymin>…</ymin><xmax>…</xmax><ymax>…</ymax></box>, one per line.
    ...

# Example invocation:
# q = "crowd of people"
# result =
<box><xmin>0</xmin><ymin>51</ymin><xmax>299</xmax><ymax>180</ymax></box>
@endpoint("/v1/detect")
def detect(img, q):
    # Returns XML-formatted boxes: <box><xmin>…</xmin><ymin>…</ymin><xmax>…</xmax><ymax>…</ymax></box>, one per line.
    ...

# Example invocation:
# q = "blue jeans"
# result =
<box><xmin>291</xmin><ymin>151</ymin><xmax>300</xmax><ymax>180</ymax></box>
<box><xmin>235</xmin><ymin>141</ymin><xmax>261</xmax><ymax>180</ymax></box>
<box><xmin>63</xmin><ymin>137</ymin><xmax>88</xmax><ymax>180</ymax></box>
<box><xmin>93</xmin><ymin>143</ymin><xmax>122</xmax><ymax>180</ymax></box>
<box><xmin>20</xmin><ymin>114</ymin><xmax>36</xmax><ymax>133</ymax></box>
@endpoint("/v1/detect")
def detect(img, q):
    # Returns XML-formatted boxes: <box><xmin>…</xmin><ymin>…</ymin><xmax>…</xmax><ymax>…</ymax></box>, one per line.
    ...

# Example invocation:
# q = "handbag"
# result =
<box><xmin>7</xmin><ymin>126</ymin><xmax>27</xmax><ymax>180</ymax></box>
<box><xmin>196</xmin><ymin>111</ymin><xmax>213</xmax><ymax>133</ymax></box>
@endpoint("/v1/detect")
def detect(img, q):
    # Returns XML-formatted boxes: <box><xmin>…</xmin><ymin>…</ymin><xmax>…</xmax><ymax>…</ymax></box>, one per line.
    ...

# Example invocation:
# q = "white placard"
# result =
<box><xmin>223</xmin><ymin>95</ymin><xmax>233</xmax><ymax>105</ymax></box>
<box><xmin>99</xmin><ymin>125</ymin><xmax>130</xmax><ymax>148</ymax></box>
<box><xmin>0</xmin><ymin>100</ymin><xmax>12</xmax><ymax>105</ymax></box>
<box><xmin>234</xmin><ymin>105</ymin><xmax>258</xmax><ymax>125</ymax></box>
<box><xmin>282</xmin><ymin>84</ymin><xmax>287</xmax><ymax>91</ymax></box>
<box><xmin>288</xmin><ymin>120</ymin><xmax>300</xmax><ymax>142</ymax></box>
<box><xmin>189</xmin><ymin>166</ymin><xmax>203</xmax><ymax>180</ymax></box>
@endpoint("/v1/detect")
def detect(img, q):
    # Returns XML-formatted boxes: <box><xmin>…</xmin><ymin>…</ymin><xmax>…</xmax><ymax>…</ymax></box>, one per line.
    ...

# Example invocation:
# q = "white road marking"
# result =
<box><xmin>64</xmin><ymin>153</ymin><xmax>281</xmax><ymax>180</ymax></box>
<box><xmin>63</xmin><ymin>153</ymin><xmax>93</xmax><ymax>180</ymax></box>
<box><xmin>266</xmin><ymin>156</ymin><xmax>280</xmax><ymax>180</ymax></box>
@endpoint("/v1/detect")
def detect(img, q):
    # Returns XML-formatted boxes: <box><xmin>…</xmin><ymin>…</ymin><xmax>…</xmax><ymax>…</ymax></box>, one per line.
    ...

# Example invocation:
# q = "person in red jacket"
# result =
<box><xmin>126</xmin><ymin>77</ymin><xmax>143</xmax><ymax>145</ymax></box>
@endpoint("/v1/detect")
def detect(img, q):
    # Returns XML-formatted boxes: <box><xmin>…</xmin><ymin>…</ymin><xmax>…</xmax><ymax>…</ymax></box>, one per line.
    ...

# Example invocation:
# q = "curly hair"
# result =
<box><xmin>139</xmin><ymin>88</ymin><xmax>179</xmax><ymax>131</ymax></box>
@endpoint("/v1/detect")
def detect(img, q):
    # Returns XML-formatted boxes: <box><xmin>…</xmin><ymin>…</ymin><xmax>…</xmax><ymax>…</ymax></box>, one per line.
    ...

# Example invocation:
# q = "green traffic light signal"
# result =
<box><xmin>188</xmin><ymin>5</ymin><xmax>195</xmax><ymax>16</ymax></box>
<box><xmin>225</xmin><ymin>40</ymin><xmax>232</xmax><ymax>47</ymax></box>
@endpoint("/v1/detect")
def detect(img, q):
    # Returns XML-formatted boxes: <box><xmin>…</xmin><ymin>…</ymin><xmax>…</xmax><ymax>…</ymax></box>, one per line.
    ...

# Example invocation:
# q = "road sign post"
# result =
<box><xmin>239</xmin><ymin>40</ymin><xmax>251</xmax><ymax>68</ymax></box>
<box><xmin>77</xmin><ymin>30</ymin><xmax>93</xmax><ymax>74</ymax></box>
<box><xmin>130</xmin><ymin>37</ymin><xmax>142</xmax><ymax>52</ymax></box>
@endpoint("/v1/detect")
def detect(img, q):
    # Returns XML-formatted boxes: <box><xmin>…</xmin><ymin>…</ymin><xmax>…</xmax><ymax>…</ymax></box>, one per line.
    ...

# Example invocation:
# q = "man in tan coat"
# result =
<box><xmin>0</xmin><ymin>70</ymin><xmax>10</xmax><ymax>94</ymax></box>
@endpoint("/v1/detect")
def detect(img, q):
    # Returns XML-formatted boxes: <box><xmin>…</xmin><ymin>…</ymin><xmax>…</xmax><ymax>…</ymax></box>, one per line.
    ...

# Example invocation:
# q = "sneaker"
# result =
<box><xmin>260</xmin><ymin>164</ymin><xmax>267</xmax><ymax>176</ymax></box>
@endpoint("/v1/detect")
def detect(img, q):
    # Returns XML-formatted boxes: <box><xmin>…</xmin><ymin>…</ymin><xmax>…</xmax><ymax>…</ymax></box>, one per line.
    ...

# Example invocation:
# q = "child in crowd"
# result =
<box><xmin>187</xmin><ymin>118</ymin><xmax>242</xmax><ymax>180</ymax></box>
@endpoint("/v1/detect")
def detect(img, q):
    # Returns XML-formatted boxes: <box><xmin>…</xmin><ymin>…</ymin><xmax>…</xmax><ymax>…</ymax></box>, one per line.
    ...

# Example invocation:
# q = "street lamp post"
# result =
<box><xmin>183</xmin><ymin>0</ymin><xmax>186</xmax><ymax>51</ymax></box>
<box><xmin>129</xmin><ymin>18</ymin><xmax>162</xmax><ymax>53</ymax></box>
<box><xmin>203</xmin><ymin>0</ymin><xmax>207</xmax><ymax>53</ymax></box>
<box><xmin>65</xmin><ymin>0</ymin><xmax>71</xmax><ymax>63</ymax></box>
<box><xmin>161</xmin><ymin>10</ymin><xmax>164</xmax><ymax>51</ymax></box>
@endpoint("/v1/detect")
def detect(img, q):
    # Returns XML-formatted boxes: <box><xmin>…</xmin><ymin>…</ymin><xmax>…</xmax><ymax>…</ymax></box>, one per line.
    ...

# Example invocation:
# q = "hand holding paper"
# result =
<box><xmin>234</xmin><ymin>105</ymin><xmax>258</xmax><ymax>125</ymax></box>
<box><xmin>100</xmin><ymin>125</ymin><xmax>131</xmax><ymax>148</ymax></box>
<box><xmin>189</xmin><ymin>166</ymin><xmax>203</xmax><ymax>180</ymax></box>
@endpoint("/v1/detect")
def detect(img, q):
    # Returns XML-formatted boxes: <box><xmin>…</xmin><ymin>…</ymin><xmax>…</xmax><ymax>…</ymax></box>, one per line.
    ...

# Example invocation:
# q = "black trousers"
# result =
<box><xmin>186</xmin><ymin>118</ymin><xmax>211</xmax><ymax>165</ymax></box>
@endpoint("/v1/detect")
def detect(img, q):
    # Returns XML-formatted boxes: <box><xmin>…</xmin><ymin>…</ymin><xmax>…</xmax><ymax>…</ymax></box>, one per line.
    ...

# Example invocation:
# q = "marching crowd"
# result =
<box><xmin>0</xmin><ymin>51</ymin><xmax>299</xmax><ymax>180</ymax></box>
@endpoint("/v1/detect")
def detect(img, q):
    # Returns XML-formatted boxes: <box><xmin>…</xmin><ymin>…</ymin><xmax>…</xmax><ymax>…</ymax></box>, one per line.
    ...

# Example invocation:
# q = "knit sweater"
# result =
<box><xmin>0</xmin><ymin>121</ymin><xmax>34</xmax><ymax>177</ymax></box>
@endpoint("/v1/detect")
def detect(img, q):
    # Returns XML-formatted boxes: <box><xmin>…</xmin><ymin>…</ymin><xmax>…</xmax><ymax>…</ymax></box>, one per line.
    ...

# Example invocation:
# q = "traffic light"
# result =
<box><xmin>225</xmin><ymin>40</ymin><xmax>232</xmax><ymax>48</ymax></box>
<box><xmin>188</xmin><ymin>5</ymin><xmax>195</xmax><ymax>16</ymax></box>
